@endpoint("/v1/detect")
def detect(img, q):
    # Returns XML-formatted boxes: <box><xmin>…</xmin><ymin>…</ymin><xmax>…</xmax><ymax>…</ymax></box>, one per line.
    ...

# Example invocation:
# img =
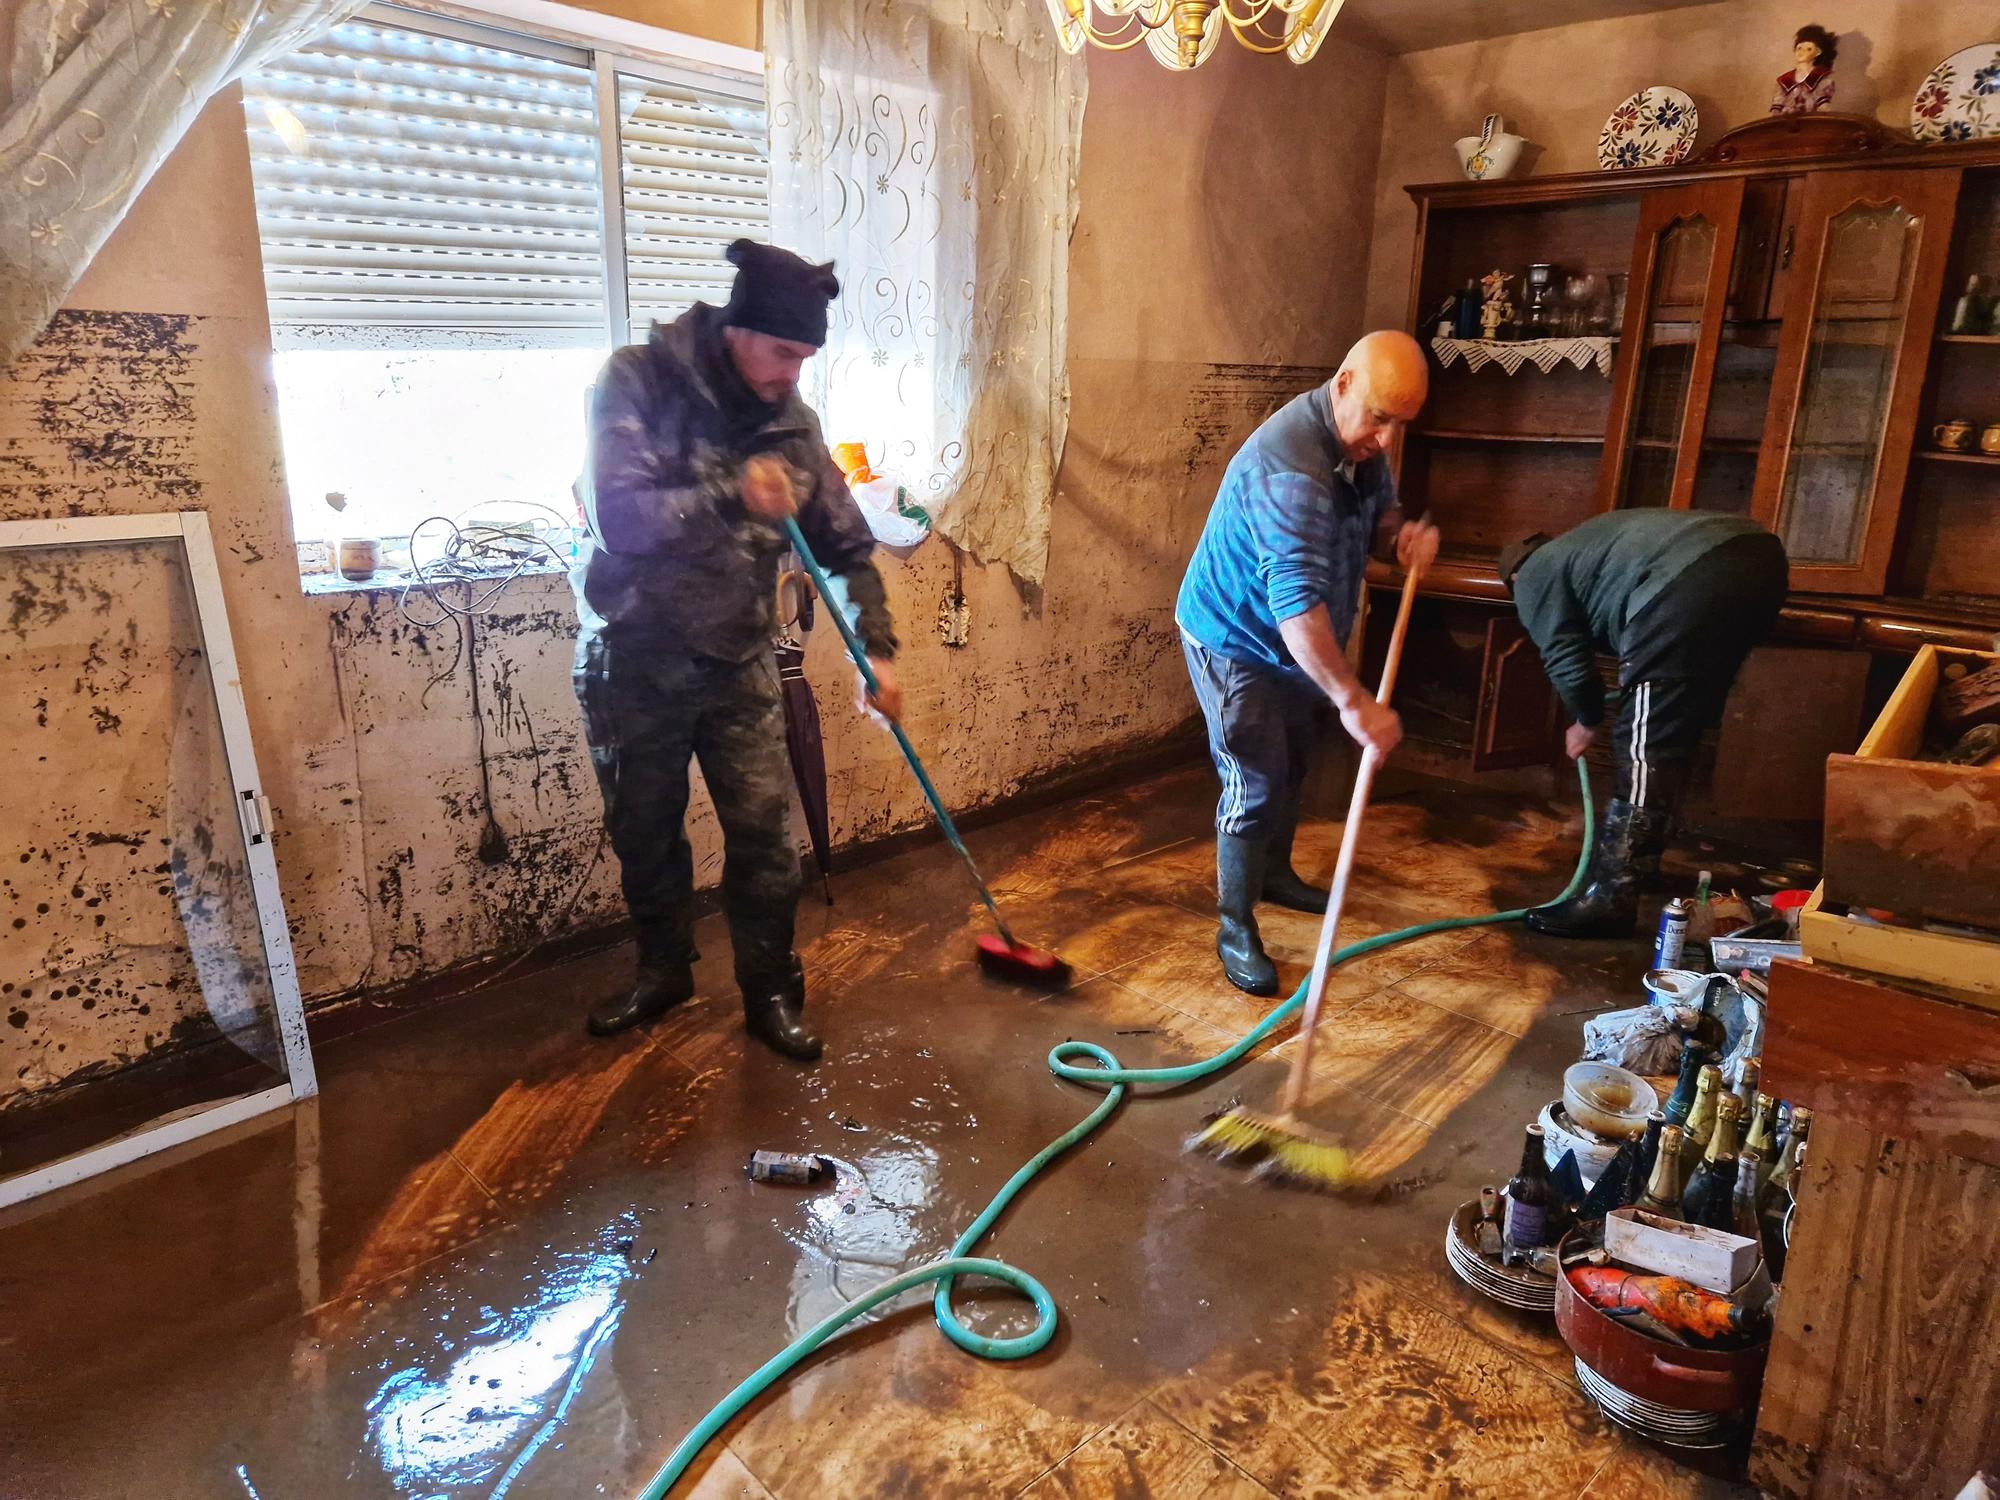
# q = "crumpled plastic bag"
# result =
<box><xmin>851</xmin><ymin>476</ymin><xmax>930</xmax><ymax>547</ymax></box>
<box><xmin>1582</xmin><ymin>1004</ymin><xmax>1690</xmax><ymax>1076</ymax></box>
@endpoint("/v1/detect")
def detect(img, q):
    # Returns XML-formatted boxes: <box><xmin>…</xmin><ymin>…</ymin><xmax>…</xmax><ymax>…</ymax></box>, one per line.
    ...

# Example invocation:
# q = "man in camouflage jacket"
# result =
<box><xmin>573</xmin><ymin>240</ymin><xmax>900</xmax><ymax>1060</ymax></box>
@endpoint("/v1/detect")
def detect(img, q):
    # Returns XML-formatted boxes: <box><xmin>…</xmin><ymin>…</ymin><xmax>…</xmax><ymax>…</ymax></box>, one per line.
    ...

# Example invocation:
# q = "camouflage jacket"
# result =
<box><xmin>574</xmin><ymin>304</ymin><xmax>897</xmax><ymax>663</ymax></box>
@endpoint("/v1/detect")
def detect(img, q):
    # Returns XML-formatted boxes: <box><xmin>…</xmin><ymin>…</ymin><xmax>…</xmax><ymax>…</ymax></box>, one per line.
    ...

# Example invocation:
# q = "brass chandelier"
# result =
<box><xmin>1042</xmin><ymin>0</ymin><xmax>1347</xmax><ymax>70</ymax></box>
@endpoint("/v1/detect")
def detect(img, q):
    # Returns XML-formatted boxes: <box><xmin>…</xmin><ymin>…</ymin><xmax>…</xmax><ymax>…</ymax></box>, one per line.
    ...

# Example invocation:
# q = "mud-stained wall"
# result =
<box><xmin>1361</xmin><ymin>0</ymin><xmax>1994</xmax><ymax>331</ymax></box>
<box><xmin>0</xmin><ymin>31</ymin><xmax>1393</xmax><ymax>1101</ymax></box>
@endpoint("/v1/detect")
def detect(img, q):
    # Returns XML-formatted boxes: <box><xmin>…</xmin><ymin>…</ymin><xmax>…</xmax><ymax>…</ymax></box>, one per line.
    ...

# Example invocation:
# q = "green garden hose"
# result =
<box><xmin>634</xmin><ymin>764</ymin><xmax>1596</xmax><ymax>1498</ymax></box>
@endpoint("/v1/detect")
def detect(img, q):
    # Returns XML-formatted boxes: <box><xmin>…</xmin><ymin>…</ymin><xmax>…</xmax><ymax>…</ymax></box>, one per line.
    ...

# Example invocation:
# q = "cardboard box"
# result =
<box><xmin>1604</xmin><ymin>1206</ymin><xmax>1762</xmax><ymax>1295</ymax></box>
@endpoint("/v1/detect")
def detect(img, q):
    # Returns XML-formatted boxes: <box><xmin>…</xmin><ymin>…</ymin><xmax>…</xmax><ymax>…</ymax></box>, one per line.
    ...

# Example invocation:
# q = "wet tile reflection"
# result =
<box><xmin>361</xmin><ymin>1220</ymin><xmax>635</xmax><ymax>1495</ymax></box>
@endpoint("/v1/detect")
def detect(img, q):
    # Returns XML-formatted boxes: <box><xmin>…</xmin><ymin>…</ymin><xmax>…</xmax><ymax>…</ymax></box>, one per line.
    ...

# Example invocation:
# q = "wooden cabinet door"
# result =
<box><xmin>1750</xmin><ymin>168</ymin><xmax>1962</xmax><ymax>594</ymax></box>
<box><xmin>1598</xmin><ymin>179</ymin><xmax>1748</xmax><ymax>513</ymax></box>
<box><xmin>1471</xmin><ymin>615</ymin><xmax>1561</xmax><ymax>771</ymax></box>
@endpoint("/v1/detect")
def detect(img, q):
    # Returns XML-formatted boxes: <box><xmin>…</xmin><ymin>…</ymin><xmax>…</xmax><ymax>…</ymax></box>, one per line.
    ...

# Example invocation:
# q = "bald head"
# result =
<box><xmin>1328</xmin><ymin>330</ymin><xmax>1428</xmax><ymax>464</ymax></box>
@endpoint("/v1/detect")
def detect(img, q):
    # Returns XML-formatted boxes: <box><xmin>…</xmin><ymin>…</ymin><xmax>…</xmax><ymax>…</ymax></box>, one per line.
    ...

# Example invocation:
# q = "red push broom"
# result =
<box><xmin>781</xmin><ymin>517</ymin><xmax>1069</xmax><ymax>988</ymax></box>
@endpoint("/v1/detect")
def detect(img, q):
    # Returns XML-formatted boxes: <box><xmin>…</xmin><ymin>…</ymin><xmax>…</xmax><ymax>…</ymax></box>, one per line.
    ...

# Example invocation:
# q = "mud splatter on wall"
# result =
<box><xmin>0</xmin><ymin>311</ymin><xmax>203</xmax><ymax>518</ymax></box>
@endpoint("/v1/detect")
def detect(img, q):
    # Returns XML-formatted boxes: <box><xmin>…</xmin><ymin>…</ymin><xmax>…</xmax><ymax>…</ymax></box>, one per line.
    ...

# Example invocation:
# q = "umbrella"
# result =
<box><xmin>776</xmin><ymin>633</ymin><xmax>834</xmax><ymax>904</ymax></box>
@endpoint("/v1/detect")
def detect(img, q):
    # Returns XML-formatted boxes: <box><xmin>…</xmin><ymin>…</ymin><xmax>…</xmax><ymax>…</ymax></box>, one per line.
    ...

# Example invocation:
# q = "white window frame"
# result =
<box><xmin>259</xmin><ymin>4</ymin><xmax>768</xmax><ymax>572</ymax></box>
<box><xmin>0</xmin><ymin>513</ymin><xmax>317</xmax><ymax>1210</ymax></box>
<box><xmin>342</xmin><ymin>2</ymin><xmax>768</xmax><ymax>351</ymax></box>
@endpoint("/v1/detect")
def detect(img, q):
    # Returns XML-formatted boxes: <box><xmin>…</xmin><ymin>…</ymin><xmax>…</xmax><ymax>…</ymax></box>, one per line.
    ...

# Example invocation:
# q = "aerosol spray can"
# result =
<box><xmin>746</xmin><ymin>1150</ymin><xmax>830</xmax><ymax>1185</ymax></box>
<box><xmin>1654</xmin><ymin>898</ymin><xmax>1692</xmax><ymax>970</ymax></box>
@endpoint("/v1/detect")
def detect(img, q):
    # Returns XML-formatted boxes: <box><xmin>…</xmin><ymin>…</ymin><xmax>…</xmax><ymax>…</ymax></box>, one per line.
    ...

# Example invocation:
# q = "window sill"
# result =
<box><xmin>300</xmin><ymin>557</ymin><xmax>573</xmax><ymax>599</ymax></box>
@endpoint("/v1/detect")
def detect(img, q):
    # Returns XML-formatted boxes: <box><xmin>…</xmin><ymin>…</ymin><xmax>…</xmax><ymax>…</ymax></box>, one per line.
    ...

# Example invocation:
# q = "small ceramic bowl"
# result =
<box><xmin>1538</xmin><ymin>1099</ymin><xmax>1623</xmax><ymax>1187</ymax></box>
<box><xmin>1563</xmin><ymin>1062</ymin><xmax>1657</xmax><ymax>1140</ymax></box>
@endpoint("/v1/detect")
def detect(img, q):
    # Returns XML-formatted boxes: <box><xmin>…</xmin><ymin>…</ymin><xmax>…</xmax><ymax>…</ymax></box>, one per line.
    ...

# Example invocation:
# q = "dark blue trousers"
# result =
<box><xmin>1181</xmin><ymin>633</ymin><xmax>1325</xmax><ymax>840</ymax></box>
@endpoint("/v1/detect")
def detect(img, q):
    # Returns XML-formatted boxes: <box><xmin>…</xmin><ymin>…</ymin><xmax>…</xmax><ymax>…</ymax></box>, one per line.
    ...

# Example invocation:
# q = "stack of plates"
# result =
<box><xmin>1574</xmin><ymin>1356</ymin><xmax>1732</xmax><ymax>1450</ymax></box>
<box><xmin>1443</xmin><ymin>1201</ymin><xmax>1557</xmax><ymax>1313</ymax></box>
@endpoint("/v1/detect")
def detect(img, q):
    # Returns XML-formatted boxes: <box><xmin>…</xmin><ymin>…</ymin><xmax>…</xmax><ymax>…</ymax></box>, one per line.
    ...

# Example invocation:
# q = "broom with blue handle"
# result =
<box><xmin>781</xmin><ymin>513</ymin><xmax>1070</xmax><ymax>988</ymax></box>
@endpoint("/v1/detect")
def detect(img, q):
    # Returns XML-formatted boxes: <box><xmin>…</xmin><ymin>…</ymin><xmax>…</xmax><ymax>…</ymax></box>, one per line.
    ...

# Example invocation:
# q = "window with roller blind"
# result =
<box><xmin>240</xmin><ymin>5</ymin><xmax>767</xmax><ymax>567</ymax></box>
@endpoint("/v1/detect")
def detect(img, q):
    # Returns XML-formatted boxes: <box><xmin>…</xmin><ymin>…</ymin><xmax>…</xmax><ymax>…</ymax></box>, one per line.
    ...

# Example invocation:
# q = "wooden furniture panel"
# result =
<box><xmin>1750</xmin><ymin>168</ymin><xmax>1963</xmax><ymax>594</ymax></box>
<box><xmin>1762</xmin><ymin>959</ymin><xmax>2000</xmax><ymax>1166</ymax></box>
<box><xmin>1894</xmin><ymin>468</ymin><xmax>2000</xmax><ymax>602</ymax></box>
<box><xmin>1402</xmin><ymin>441</ymin><xmax>1601</xmax><ymax>555</ymax></box>
<box><xmin>1754</xmin><ymin>959</ymin><xmax>2000</xmax><ymax>1500</ymax></box>
<box><xmin>1707</xmin><ymin>646</ymin><xmax>1869</xmax><ymax>822</ymax></box>
<box><xmin>1470</xmin><ymin>615</ymin><xmax>1560</xmax><ymax>771</ymax></box>
<box><xmin>1598</xmin><ymin>179</ymin><xmax>1747</xmax><ymax>512</ymax></box>
<box><xmin>1415</xmin><ymin>362</ymin><xmax>1611</xmax><ymax>439</ymax></box>
<box><xmin>1824</xmin><ymin>755</ymin><xmax>2000</xmax><ymax>930</ymax></box>
<box><xmin>1750</xmin><ymin>1114</ymin><xmax>2000</xmax><ymax>1499</ymax></box>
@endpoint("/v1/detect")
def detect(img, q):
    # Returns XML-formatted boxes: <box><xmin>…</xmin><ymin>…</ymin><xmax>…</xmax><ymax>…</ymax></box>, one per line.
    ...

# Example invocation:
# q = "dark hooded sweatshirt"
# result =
<box><xmin>574</xmin><ymin>303</ymin><xmax>896</xmax><ymax>662</ymax></box>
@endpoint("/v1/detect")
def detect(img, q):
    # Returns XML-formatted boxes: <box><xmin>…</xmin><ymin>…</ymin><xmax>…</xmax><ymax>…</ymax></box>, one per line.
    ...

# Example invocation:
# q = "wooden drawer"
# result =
<box><xmin>1820</xmin><ymin>643</ymin><xmax>2000</xmax><ymax>935</ymax></box>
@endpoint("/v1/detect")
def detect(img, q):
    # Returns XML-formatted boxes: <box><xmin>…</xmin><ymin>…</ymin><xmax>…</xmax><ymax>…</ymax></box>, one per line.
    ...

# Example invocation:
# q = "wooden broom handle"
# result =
<box><xmin>1277</xmin><ymin>565</ymin><xmax>1421</xmax><ymax>1120</ymax></box>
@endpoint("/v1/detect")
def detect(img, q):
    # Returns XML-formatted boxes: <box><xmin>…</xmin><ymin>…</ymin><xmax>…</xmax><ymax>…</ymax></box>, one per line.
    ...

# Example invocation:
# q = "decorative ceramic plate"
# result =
<box><xmin>1597</xmin><ymin>86</ymin><xmax>1699</xmax><ymax>170</ymax></box>
<box><xmin>1910</xmin><ymin>43</ymin><xmax>2000</xmax><ymax>143</ymax></box>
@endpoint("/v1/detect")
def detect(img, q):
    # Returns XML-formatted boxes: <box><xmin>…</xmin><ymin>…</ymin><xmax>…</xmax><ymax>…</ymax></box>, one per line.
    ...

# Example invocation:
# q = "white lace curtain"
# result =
<box><xmin>765</xmin><ymin>0</ymin><xmax>1086</xmax><ymax>585</ymax></box>
<box><xmin>1</xmin><ymin>0</ymin><xmax>362</xmax><ymax>367</ymax></box>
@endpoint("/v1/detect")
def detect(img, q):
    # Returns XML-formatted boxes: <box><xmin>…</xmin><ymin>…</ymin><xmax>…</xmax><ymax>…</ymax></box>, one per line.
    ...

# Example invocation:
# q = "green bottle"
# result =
<box><xmin>1662</xmin><ymin>1042</ymin><xmax>1706</xmax><ymax>1131</ymax></box>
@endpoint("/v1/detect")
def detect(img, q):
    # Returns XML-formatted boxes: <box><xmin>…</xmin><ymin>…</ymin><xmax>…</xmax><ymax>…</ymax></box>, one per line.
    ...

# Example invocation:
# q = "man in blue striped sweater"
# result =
<box><xmin>1176</xmin><ymin>331</ymin><xmax>1439</xmax><ymax>995</ymax></box>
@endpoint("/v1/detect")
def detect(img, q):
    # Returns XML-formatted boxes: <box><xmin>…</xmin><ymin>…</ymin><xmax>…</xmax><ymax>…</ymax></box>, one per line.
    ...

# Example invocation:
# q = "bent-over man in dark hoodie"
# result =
<box><xmin>573</xmin><ymin>240</ymin><xmax>900</xmax><ymax>1059</ymax></box>
<box><xmin>1499</xmin><ymin>510</ymin><xmax>1788</xmax><ymax>940</ymax></box>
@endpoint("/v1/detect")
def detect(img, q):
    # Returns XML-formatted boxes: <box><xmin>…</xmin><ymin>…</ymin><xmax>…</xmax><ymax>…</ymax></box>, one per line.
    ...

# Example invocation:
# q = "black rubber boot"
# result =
<box><xmin>742</xmin><ymin>958</ymin><xmax>823</xmax><ymax>1061</ymax></box>
<box><xmin>1525</xmin><ymin>798</ymin><xmax>1670</xmax><ymax>939</ymax></box>
<box><xmin>1261</xmin><ymin>794</ymin><xmax>1329</xmax><ymax>914</ymax></box>
<box><xmin>587</xmin><ymin>963</ymin><xmax>695</xmax><ymax>1036</ymax></box>
<box><xmin>1216</xmin><ymin>834</ymin><xmax>1280</xmax><ymax>996</ymax></box>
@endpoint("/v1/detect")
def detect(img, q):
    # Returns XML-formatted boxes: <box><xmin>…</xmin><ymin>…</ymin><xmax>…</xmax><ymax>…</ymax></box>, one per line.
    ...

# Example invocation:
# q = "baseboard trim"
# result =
<box><xmin>302</xmin><ymin>719</ymin><xmax>1209</xmax><ymax>1043</ymax></box>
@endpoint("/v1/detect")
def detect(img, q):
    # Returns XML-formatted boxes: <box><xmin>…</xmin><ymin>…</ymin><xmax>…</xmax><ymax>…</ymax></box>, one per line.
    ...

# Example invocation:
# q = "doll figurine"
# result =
<box><xmin>1478</xmin><ymin>270</ymin><xmax>1515</xmax><ymax>341</ymax></box>
<box><xmin>1770</xmin><ymin>25</ymin><xmax>1836</xmax><ymax>114</ymax></box>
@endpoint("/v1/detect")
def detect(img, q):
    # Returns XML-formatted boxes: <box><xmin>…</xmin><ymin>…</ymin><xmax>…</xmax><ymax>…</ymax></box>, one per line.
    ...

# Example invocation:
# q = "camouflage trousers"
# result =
<box><xmin>574</xmin><ymin>632</ymin><xmax>800</xmax><ymax>995</ymax></box>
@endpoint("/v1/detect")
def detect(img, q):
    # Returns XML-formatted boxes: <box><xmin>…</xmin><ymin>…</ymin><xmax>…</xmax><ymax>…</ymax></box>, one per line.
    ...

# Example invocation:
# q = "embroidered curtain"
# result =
<box><xmin>1</xmin><ymin>0</ymin><xmax>363</xmax><ymax>366</ymax></box>
<box><xmin>765</xmin><ymin>0</ymin><xmax>1085</xmax><ymax>585</ymax></box>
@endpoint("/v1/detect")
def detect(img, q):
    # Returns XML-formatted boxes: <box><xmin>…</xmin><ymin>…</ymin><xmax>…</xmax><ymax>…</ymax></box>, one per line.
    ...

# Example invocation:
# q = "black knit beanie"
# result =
<box><xmin>721</xmin><ymin>239</ymin><xmax>840</xmax><ymax>347</ymax></box>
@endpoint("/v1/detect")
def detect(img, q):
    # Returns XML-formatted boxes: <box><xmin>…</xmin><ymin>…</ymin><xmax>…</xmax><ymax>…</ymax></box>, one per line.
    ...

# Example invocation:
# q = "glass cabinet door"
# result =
<box><xmin>1599</xmin><ymin>181</ymin><xmax>1746</xmax><ymax>511</ymax></box>
<box><xmin>1751</xmin><ymin>169</ymin><xmax>1962</xmax><ymax>593</ymax></box>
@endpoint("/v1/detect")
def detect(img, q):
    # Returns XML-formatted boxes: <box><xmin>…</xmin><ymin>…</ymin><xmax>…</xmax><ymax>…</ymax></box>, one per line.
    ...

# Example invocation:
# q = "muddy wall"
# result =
<box><xmin>1362</xmin><ymin>0</ymin><xmax>1992</xmax><ymax>330</ymax></box>
<box><xmin>0</xmin><ymin>28</ymin><xmax>1392</xmax><ymax>1101</ymax></box>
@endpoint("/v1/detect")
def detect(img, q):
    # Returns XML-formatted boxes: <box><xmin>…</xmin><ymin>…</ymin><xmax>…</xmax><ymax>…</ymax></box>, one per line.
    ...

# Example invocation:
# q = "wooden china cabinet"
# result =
<box><xmin>1378</xmin><ymin>115</ymin><xmax>2000</xmax><ymax>813</ymax></box>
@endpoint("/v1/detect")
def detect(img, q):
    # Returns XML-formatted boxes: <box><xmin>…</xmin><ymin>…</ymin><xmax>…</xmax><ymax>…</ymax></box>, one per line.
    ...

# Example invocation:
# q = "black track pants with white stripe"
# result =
<box><xmin>1609</xmin><ymin>677</ymin><xmax>1716</xmax><ymax>810</ymax></box>
<box><xmin>1610</xmin><ymin>530</ymin><xmax>1787</xmax><ymax>811</ymax></box>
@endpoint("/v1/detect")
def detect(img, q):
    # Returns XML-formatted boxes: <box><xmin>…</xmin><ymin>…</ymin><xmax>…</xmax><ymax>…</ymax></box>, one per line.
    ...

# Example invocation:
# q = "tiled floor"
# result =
<box><xmin>0</xmin><ymin>762</ymin><xmax>1757</xmax><ymax>1498</ymax></box>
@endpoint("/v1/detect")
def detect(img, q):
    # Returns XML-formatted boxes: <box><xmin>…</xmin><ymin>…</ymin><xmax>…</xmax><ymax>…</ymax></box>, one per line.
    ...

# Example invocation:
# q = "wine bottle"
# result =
<box><xmin>1743</xmin><ymin>1093</ymin><xmax>1779</xmax><ymax>1192</ymax></box>
<box><xmin>1636</xmin><ymin>1124</ymin><xmax>1687</xmax><ymax>1220</ymax></box>
<box><xmin>1682</xmin><ymin>1148</ymin><xmax>1735</xmax><ymax>1229</ymax></box>
<box><xmin>1732</xmin><ymin>1054</ymin><xmax>1761</xmax><ymax>1108</ymax></box>
<box><xmin>1732</xmin><ymin>1150</ymin><xmax>1764</xmax><ymax>1242</ymax></box>
<box><xmin>1662</xmin><ymin>1043</ymin><xmax>1706</xmax><ymax>1131</ymax></box>
<box><xmin>1504</xmin><ymin>1124</ymin><xmax>1560</xmax><ymax>1249</ymax></box>
<box><xmin>1776</xmin><ymin>1104</ymin><xmax>1811</xmax><ymax>1175</ymax></box>
<box><xmin>1707</xmin><ymin>1092</ymin><xmax>1745</xmax><ymax>1166</ymax></box>
<box><xmin>1621</xmin><ymin>1110</ymin><xmax>1666</xmax><ymax>1209</ymax></box>
<box><xmin>1682</xmin><ymin>1065</ymin><xmax>1722</xmax><ymax>1166</ymax></box>
<box><xmin>1760</xmin><ymin>1137</ymin><xmax>1804</xmax><ymax>1282</ymax></box>
<box><xmin>1766</xmin><ymin>1129</ymin><xmax>1806</xmax><ymax>1203</ymax></box>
